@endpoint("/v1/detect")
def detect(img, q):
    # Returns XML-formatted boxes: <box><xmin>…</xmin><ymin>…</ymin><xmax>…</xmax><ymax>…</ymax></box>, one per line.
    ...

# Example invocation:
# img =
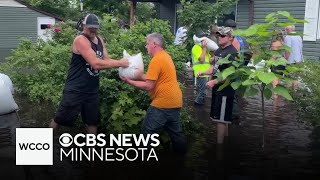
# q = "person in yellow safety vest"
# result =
<box><xmin>192</xmin><ymin>30</ymin><xmax>212</xmax><ymax>106</ymax></box>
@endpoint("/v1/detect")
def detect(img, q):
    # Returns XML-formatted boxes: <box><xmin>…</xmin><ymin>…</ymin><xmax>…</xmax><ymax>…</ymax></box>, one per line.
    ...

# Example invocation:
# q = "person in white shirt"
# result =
<box><xmin>284</xmin><ymin>25</ymin><xmax>304</xmax><ymax>63</ymax></box>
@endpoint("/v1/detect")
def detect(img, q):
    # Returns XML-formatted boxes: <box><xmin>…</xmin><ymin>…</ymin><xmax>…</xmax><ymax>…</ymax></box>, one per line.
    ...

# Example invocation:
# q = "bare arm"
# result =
<box><xmin>121</xmin><ymin>77</ymin><xmax>156</xmax><ymax>91</ymax></box>
<box><xmin>197</xmin><ymin>65</ymin><xmax>214</xmax><ymax>76</ymax></box>
<box><xmin>284</xmin><ymin>51</ymin><xmax>290</xmax><ymax>60</ymax></box>
<box><xmin>74</xmin><ymin>36</ymin><xmax>128</xmax><ymax>70</ymax></box>
<box><xmin>206</xmin><ymin>79</ymin><xmax>217</xmax><ymax>88</ymax></box>
<box><xmin>199</xmin><ymin>41</ymin><xmax>207</xmax><ymax>63</ymax></box>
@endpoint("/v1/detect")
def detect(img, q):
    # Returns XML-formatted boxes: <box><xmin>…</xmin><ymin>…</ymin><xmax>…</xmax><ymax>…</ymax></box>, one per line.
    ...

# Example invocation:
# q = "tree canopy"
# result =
<box><xmin>24</xmin><ymin>0</ymin><xmax>156</xmax><ymax>24</ymax></box>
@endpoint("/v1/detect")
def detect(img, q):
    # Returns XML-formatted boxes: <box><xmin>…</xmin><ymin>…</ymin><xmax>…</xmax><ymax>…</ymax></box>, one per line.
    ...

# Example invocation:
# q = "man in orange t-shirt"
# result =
<box><xmin>121</xmin><ymin>32</ymin><xmax>186</xmax><ymax>154</ymax></box>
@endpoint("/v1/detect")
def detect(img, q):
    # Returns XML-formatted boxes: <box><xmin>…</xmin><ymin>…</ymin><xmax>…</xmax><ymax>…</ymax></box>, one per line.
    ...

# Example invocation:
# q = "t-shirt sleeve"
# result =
<box><xmin>146</xmin><ymin>58</ymin><xmax>160</xmax><ymax>81</ymax></box>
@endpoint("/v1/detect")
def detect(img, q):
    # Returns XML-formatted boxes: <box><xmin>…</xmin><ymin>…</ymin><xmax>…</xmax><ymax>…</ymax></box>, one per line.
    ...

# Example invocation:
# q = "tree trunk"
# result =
<box><xmin>130</xmin><ymin>0</ymin><xmax>137</xmax><ymax>28</ymax></box>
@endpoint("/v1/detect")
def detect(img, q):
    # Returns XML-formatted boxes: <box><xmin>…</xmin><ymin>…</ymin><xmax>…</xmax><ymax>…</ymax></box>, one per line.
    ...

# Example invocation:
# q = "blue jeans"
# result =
<box><xmin>195</xmin><ymin>77</ymin><xmax>208</xmax><ymax>104</ymax></box>
<box><xmin>141</xmin><ymin>106</ymin><xmax>187</xmax><ymax>154</ymax></box>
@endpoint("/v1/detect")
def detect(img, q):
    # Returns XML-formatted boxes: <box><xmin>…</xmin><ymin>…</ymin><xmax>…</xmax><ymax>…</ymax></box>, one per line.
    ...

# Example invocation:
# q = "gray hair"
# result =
<box><xmin>147</xmin><ymin>33</ymin><xmax>165</xmax><ymax>48</ymax></box>
<box><xmin>286</xmin><ymin>25</ymin><xmax>295</xmax><ymax>31</ymax></box>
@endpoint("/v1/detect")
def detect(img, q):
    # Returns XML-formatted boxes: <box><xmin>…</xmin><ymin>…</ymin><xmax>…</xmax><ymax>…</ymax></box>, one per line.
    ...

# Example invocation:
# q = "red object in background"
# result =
<box><xmin>54</xmin><ymin>28</ymin><xmax>61</xmax><ymax>33</ymax></box>
<box><xmin>47</xmin><ymin>24</ymin><xmax>52</xmax><ymax>28</ymax></box>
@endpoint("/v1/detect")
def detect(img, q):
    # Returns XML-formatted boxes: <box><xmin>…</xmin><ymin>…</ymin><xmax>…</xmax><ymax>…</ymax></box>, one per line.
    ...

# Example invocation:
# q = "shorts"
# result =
<box><xmin>54</xmin><ymin>92</ymin><xmax>100</xmax><ymax>127</ymax></box>
<box><xmin>210</xmin><ymin>94</ymin><xmax>234</xmax><ymax>123</ymax></box>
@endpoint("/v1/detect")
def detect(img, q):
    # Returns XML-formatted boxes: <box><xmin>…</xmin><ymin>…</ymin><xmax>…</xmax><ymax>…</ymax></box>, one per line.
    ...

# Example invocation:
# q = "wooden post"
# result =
<box><xmin>130</xmin><ymin>0</ymin><xmax>137</xmax><ymax>28</ymax></box>
<box><xmin>249</xmin><ymin>0</ymin><xmax>254</xmax><ymax>25</ymax></box>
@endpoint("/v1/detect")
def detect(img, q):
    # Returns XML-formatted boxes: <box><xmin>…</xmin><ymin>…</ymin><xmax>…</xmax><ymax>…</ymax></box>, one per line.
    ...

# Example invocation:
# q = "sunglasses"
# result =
<box><xmin>218</xmin><ymin>34</ymin><xmax>227</xmax><ymax>38</ymax></box>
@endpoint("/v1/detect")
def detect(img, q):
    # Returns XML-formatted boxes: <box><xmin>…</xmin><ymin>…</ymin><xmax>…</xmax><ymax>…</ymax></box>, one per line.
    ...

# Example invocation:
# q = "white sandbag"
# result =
<box><xmin>193</xmin><ymin>35</ymin><xmax>219</xmax><ymax>51</ymax></box>
<box><xmin>174</xmin><ymin>26</ymin><xmax>187</xmax><ymax>45</ymax></box>
<box><xmin>0</xmin><ymin>73</ymin><xmax>14</xmax><ymax>94</ymax></box>
<box><xmin>0</xmin><ymin>77</ymin><xmax>18</xmax><ymax>115</ymax></box>
<box><xmin>119</xmin><ymin>50</ymin><xmax>144</xmax><ymax>80</ymax></box>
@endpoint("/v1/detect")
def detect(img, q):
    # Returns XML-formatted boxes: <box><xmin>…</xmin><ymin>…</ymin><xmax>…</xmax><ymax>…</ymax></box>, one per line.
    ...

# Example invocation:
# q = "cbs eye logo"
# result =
<box><xmin>59</xmin><ymin>133</ymin><xmax>73</xmax><ymax>147</ymax></box>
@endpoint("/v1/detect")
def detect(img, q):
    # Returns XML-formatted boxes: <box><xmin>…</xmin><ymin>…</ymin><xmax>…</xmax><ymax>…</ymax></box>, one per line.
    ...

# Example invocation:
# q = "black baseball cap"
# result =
<box><xmin>224</xmin><ymin>19</ymin><xmax>237</xmax><ymax>28</ymax></box>
<box><xmin>83</xmin><ymin>14</ymin><xmax>100</xmax><ymax>28</ymax></box>
<box><xmin>195</xmin><ymin>30</ymin><xmax>208</xmax><ymax>37</ymax></box>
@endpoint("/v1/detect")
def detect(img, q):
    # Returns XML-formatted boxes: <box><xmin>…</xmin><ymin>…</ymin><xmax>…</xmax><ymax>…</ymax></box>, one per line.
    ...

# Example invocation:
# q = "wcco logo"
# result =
<box><xmin>19</xmin><ymin>142</ymin><xmax>51</xmax><ymax>151</ymax></box>
<box><xmin>16</xmin><ymin>128</ymin><xmax>53</xmax><ymax>165</ymax></box>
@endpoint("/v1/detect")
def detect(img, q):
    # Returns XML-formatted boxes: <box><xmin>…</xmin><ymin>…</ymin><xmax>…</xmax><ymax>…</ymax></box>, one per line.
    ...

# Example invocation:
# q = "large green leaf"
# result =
<box><xmin>265</xmin><ymin>12</ymin><xmax>276</xmax><ymax>22</ymax></box>
<box><xmin>218</xmin><ymin>78</ymin><xmax>231</xmax><ymax>91</ymax></box>
<box><xmin>266</xmin><ymin>58</ymin><xmax>288</xmax><ymax>66</ymax></box>
<box><xmin>286</xmin><ymin>65</ymin><xmax>304</xmax><ymax>72</ymax></box>
<box><xmin>237</xmin><ymin>85</ymin><xmax>247</xmax><ymax>97</ymax></box>
<box><xmin>244</xmin><ymin>24</ymin><xmax>260</xmax><ymax>36</ymax></box>
<box><xmin>232</xmin><ymin>29</ymin><xmax>245</xmax><ymax>36</ymax></box>
<box><xmin>277</xmin><ymin>22</ymin><xmax>294</xmax><ymax>27</ymax></box>
<box><xmin>249</xmin><ymin>71</ymin><xmax>259</xmax><ymax>79</ymax></box>
<box><xmin>232</xmin><ymin>61</ymin><xmax>243</xmax><ymax>68</ymax></box>
<box><xmin>272</xmin><ymin>85</ymin><xmax>293</xmax><ymax>100</ymax></box>
<box><xmin>242</xmin><ymin>79</ymin><xmax>257</xmax><ymax>86</ymax></box>
<box><xmin>231</xmin><ymin>81</ymin><xmax>242</xmax><ymax>90</ymax></box>
<box><xmin>217</xmin><ymin>54</ymin><xmax>232</xmax><ymax>65</ymax></box>
<box><xmin>257</xmin><ymin>72</ymin><xmax>277</xmax><ymax>84</ymax></box>
<box><xmin>257</xmin><ymin>31</ymin><xmax>272</xmax><ymax>37</ymax></box>
<box><xmin>277</xmin><ymin>44</ymin><xmax>292</xmax><ymax>52</ymax></box>
<box><xmin>263</xmin><ymin>88</ymin><xmax>272</xmax><ymax>100</ymax></box>
<box><xmin>277</xmin><ymin>11</ymin><xmax>290</xmax><ymax>18</ymax></box>
<box><xmin>239</xmin><ymin>67</ymin><xmax>254</xmax><ymax>75</ymax></box>
<box><xmin>245</xmin><ymin>86</ymin><xmax>259</xmax><ymax>97</ymax></box>
<box><xmin>269</xmin><ymin>50</ymin><xmax>281</xmax><ymax>57</ymax></box>
<box><xmin>288</xmin><ymin>16</ymin><xmax>308</xmax><ymax>23</ymax></box>
<box><xmin>222</xmin><ymin>66</ymin><xmax>235</xmax><ymax>79</ymax></box>
<box><xmin>215</xmin><ymin>72</ymin><xmax>223</xmax><ymax>82</ymax></box>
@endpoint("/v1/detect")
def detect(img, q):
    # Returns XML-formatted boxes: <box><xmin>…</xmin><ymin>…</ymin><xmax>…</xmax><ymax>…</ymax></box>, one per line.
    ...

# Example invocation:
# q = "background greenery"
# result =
<box><xmin>0</xmin><ymin>15</ymin><xmax>206</xmax><ymax>144</ymax></box>
<box><xmin>24</xmin><ymin>0</ymin><xmax>156</xmax><ymax>25</ymax></box>
<box><xmin>292</xmin><ymin>60</ymin><xmax>320</xmax><ymax>127</ymax></box>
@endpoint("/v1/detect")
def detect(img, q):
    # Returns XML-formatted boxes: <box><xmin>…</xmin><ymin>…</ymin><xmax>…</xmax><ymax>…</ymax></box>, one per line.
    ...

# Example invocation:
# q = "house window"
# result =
<box><xmin>40</xmin><ymin>24</ymin><xmax>51</xmax><ymax>29</ymax></box>
<box><xmin>303</xmin><ymin>0</ymin><xmax>320</xmax><ymax>41</ymax></box>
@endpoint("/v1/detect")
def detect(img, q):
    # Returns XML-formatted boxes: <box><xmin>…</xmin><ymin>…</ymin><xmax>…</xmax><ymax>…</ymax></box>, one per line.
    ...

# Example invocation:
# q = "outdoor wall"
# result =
<box><xmin>0</xmin><ymin>6</ymin><xmax>46</xmax><ymax>62</ymax></box>
<box><xmin>158</xmin><ymin>0</ymin><xmax>178</xmax><ymax>32</ymax></box>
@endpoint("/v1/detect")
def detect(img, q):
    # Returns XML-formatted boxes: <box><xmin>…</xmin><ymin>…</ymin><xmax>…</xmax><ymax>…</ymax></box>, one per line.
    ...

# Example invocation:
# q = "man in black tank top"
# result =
<box><xmin>49</xmin><ymin>14</ymin><xmax>129</xmax><ymax>134</ymax></box>
<box><xmin>197</xmin><ymin>27</ymin><xmax>238</xmax><ymax>144</ymax></box>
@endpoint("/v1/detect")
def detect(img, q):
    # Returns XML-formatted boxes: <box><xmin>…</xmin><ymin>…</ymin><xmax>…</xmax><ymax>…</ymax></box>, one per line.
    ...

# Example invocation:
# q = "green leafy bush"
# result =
<box><xmin>292</xmin><ymin>60</ymin><xmax>320</xmax><ymax>127</ymax></box>
<box><xmin>0</xmin><ymin>16</ymin><xmax>203</xmax><ymax>139</ymax></box>
<box><xmin>177</xmin><ymin>0</ymin><xmax>238</xmax><ymax>50</ymax></box>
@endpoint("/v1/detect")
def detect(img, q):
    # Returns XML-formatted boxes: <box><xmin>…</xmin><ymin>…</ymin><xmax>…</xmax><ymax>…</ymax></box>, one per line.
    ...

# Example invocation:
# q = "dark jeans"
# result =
<box><xmin>232</xmin><ymin>92</ymin><xmax>239</xmax><ymax>117</ymax></box>
<box><xmin>195</xmin><ymin>77</ymin><xmax>208</xmax><ymax>104</ymax></box>
<box><xmin>141</xmin><ymin>106</ymin><xmax>187</xmax><ymax>154</ymax></box>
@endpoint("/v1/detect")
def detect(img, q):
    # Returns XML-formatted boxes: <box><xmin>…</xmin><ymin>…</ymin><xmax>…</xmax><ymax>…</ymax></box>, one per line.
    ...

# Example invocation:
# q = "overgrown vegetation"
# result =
<box><xmin>24</xmin><ymin>0</ymin><xmax>156</xmax><ymax>24</ymax></box>
<box><xmin>0</xmin><ymin>15</ymin><xmax>205</xmax><ymax>141</ymax></box>
<box><xmin>292</xmin><ymin>60</ymin><xmax>320</xmax><ymax>127</ymax></box>
<box><xmin>177</xmin><ymin>0</ymin><xmax>238</xmax><ymax>50</ymax></box>
<box><xmin>215</xmin><ymin>11</ymin><xmax>305</xmax><ymax>147</ymax></box>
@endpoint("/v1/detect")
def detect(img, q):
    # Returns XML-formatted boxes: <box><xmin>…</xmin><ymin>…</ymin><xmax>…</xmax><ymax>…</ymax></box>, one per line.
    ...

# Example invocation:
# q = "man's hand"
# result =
<box><xmin>201</xmin><ymin>40</ymin><xmax>207</xmax><ymax>48</ymax></box>
<box><xmin>206</xmin><ymin>80</ymin><xmax>216</xmax><ymax>88</ymax></box>
<box><xmin>120</xmin><ymin>76</ymin><xmax>132</xmax><ymax>85</ymax></box>
<box><xmin>120</xmin><ymin>59</ymin><xmax>129</xmax><ymax>68</ymax></box>
<box><xmin>197</xmin><ymin>71</ymin><xmax>203</xmax><ymax>77</ymax></box>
